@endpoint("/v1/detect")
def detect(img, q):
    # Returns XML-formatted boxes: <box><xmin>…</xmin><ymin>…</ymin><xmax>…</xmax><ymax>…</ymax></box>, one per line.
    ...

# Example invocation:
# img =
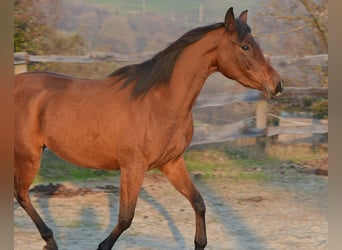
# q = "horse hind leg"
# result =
<box><xmin>14</xmin><ymin>147</ymin><xmax>58</xmax><ymax>250</ymax></box>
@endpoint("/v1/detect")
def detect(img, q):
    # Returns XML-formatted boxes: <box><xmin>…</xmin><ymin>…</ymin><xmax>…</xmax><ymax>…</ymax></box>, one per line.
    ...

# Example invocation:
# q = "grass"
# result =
<box><xmin>184</xmin><ymin>148</ymin><xmax>274</xmax><ymax>181</ymax></box>
<box><xmin>185</xmin><ymin>150</ymin><xmax>231</xmax><ymax>179</ymax></box>
<box><xmin>185</xmin><ymin>139</ymin><xmax>327</xmax><ymax>182</ymax></box>
<box><xmin>37</xmin><ymin>147</ymin><xmax>266</xmax><ymax>184</ymax></box>
<box><xmin>35</xmin><ymin>140</ymin><xmax>327</xmax><ymax>185</ymax></box>
<box><xmin>34</xmin><ymin>150</ymin><xmax>119</xmax><ymax>184</ymax></box>
<box><xmin>265</xmin><ymin>143</ymin><xmax>327</xmax><ymax>163</ymax></box>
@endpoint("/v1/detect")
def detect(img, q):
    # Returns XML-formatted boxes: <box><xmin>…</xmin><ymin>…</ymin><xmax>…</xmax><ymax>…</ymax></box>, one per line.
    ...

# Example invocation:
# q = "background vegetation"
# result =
<box><xmin>14</xmin><ymin>0</ymin><xmax>328</xmax><ymax>183</ymax></box>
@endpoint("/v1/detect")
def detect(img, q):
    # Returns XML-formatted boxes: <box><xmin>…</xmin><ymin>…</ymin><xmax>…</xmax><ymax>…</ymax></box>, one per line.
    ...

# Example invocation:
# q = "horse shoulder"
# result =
<box><xmin>142</xmin><ymin>111</ymin><xmax>194</xmax><ymax>168</ymax></box>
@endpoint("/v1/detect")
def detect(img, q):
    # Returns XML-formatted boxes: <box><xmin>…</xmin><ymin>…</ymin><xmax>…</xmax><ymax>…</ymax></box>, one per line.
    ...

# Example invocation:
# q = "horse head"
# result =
<box><xmin>217</xmin><ymin>7</ymin><xmax>283</xmax><ymax>98</ymax></box>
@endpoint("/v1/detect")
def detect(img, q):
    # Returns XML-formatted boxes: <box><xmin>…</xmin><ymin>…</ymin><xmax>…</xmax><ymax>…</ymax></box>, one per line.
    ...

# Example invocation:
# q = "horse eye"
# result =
<box><xmin>241</xmin><ymin>45</ymin><xmax>249</xmax><ymax>51</ymax></box>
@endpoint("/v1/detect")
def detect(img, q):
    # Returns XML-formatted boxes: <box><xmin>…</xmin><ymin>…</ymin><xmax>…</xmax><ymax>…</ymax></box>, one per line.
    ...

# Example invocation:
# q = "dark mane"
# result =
<box><xmin>108</xmin><ymin>22</ymin><xmax>224</xmax><ymax>97</ymax></box>
<box><xmin>109</xmin><ymin>20</ymin><xmax>250</xmax><ymax>97</ymax></box>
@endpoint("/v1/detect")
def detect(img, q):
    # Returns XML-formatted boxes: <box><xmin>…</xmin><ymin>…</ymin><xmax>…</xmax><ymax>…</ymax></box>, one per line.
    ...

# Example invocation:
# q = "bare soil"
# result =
<box><xmin>14</xmin><ymin>161</ymin><xmax>327</xmax><ymax>250</ymax></box>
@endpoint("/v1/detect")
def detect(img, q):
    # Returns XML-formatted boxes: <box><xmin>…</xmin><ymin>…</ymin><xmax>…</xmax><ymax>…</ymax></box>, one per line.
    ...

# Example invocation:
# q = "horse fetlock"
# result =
<box><xmin>42</xmin><ymin>242</ymin><xmax>58</xmax><ymax>250</ymax></box>
<box><xmin>41</xmin><ymin>233</ymin><xmax>58</xmax><ymax>250</ymax></box>
<box><xmin>41</xmin><ymin>228</ymin><xmax>53</xmax><ymax>240</ymax></box>
<box><xmin>195</xmin><ymin>233</ymin><xmax>207</xmax><ymax>250</ymax></box>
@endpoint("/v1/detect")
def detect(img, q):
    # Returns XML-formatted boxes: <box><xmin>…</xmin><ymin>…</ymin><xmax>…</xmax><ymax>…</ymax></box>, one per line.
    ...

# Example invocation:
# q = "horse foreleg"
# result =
<box><xmin>97</xmin><ymin>167</ymin><xmax>145</xmax><ymax>250</ymax></box>
<box><xmin>160</xmin><ymin>157</ymin><xmax>207</xmax><ymax>250</ymax></box>
<box><xmin>14</xmin><ymin>155</ymin><xmax>58</xmax><ymax>250</ymax></box>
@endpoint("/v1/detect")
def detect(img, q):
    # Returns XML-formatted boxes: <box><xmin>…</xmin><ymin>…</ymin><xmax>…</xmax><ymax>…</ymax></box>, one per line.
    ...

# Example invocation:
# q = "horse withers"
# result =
<box><xmin>14</xmin><ymin>7</ymin><xmax>283</xmax><ymax>250</ymax></box>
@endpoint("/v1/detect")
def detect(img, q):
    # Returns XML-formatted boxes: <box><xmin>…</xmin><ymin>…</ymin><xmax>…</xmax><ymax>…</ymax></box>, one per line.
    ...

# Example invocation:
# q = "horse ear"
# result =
<box><xmin>224</xmin><ymin>7</ymin><xmax>236</xmax><ymax>32</ymax></box>
<box><xmin>239</xmin><ymin>10</ymin><xmax>248</xmax><ymax>23</ymax></box>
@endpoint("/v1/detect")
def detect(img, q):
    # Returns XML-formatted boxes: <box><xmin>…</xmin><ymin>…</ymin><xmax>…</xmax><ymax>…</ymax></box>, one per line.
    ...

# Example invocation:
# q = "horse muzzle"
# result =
<box><xmin>262</xmin><ymin>79</ymin><xmax>284</xmax><ymax>99</ymax></box>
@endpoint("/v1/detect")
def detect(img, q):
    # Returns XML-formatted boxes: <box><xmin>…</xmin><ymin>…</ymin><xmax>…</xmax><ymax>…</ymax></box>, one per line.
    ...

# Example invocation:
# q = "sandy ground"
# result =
<box><xmin>14</xmin><ymin>167</ymin><xmax>327</xmax><ymax>250</ymax></box>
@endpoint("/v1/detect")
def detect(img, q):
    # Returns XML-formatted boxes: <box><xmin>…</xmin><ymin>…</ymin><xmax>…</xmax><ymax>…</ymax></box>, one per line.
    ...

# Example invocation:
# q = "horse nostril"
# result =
<box><xmin>275</xmin><ymin>80</ymin><xmax>284</xmax><ymax>96</ymax></box>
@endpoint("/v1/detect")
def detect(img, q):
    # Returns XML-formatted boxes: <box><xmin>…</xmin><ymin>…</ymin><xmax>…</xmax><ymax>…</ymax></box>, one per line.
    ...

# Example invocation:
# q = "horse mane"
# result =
<box><xmin>108</xmin><ymin>20</ymin><xmax>250</xmax><ymax>97</ymax></box>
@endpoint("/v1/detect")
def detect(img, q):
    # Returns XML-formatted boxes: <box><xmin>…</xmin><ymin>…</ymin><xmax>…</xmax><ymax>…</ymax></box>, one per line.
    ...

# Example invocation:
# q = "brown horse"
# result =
<box><xmin>14</xmin><ymin>7</ymin><xmax>283</xmax><ymax>250</ymax></box>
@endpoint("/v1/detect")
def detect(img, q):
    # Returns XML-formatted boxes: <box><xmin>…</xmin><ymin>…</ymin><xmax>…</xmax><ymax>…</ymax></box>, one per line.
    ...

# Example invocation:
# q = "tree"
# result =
<box><xmin>14</xmin><ymin>0</ymin><xmax>53</xmax><ymax>53</ymax></box>
<box><xmin>255</xmin><ymin>0</ymin><xmax>327</xmax><ymax>53</ymax></box>
<box><xmin>14</xmin><ymin>0</ymin><xmax>87</xmax><ymax>56</ymax></box>
<box><xmin>14</xmin><ymin>0</ymin><xmax>88</xmax><ymax>73</ymax></box>
<box><xmin>254</xmin><ymin>0</ymin><xmax>328</xmax><ymax>86</ymax></box>
<box><xmin>254</xmin><ymin>0</ymin><xmax>328</xmax><ymax>118</ymax></box>
<box><xmin>298</xmin><ymin>0</ymin><xmax>327</xmax><ymax>53</ymax></box>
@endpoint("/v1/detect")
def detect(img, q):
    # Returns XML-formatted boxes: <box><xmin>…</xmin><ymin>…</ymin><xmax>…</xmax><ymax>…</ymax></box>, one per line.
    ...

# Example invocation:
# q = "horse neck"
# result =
<box><xmin>165</xmin><ymin>28</ymin><xmax>224</xmax><ymax>118</ymax></box>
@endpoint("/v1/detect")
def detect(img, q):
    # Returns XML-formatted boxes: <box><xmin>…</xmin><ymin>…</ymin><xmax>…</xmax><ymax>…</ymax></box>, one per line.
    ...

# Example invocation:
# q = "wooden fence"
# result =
<box><xmin>14</xmin><ymin>51</ymin><xmax>328</xmax><ymax>64</ymax></box>
<box><xmin>192</xmin><ymin>88</ymin><xmax>327</xmax><ymax>146</ymax></box>
<box><xmin>14</xmin><ymin>52</ymin><xmax>328</xmax><ymax>146</ymax></box>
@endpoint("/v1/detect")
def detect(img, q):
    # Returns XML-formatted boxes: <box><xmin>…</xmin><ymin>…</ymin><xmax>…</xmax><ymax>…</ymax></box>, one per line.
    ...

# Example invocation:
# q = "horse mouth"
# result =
<box><xmin>261</xmin><ymin>85</ymin><xmax>273</xmax><ymax>99</ymax></box>
<box><xmin>262</xmin><ymin>81</ymin><xmax>283</xmax><ymax>99</ymax></box>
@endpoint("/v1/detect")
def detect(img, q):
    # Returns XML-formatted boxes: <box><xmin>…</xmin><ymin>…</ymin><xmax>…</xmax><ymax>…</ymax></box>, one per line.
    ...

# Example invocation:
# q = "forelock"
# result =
<box><xmin>236</xmin><ymin>19</ymin><xmax>251</xmax><ymax>42</ymax></box>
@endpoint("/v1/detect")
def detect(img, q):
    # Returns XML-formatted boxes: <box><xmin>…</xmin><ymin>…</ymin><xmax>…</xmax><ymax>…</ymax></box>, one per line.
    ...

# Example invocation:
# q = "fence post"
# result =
<box><xmin>14</xmin><ymin>52</ymin><xmax>28</xmax><ymax>74</ymax></box>
<box><xmin>256</xmin><ymin>100</ymin><xmax>268</xmax><ymax>130</ymax></box>
<box><xmin>14</xmin><ymin>63</ymin><xmax>27</xmax><ymax>74</ymax></box>
<box><xmin>198</xmin><ymin>1</ymin><xmax>204</xmax><ymax>23</ymax></box>
<box><xmin>255</xmin><ymin>100</ymin><xmax>268</xmax><ymax>157</ymax></box>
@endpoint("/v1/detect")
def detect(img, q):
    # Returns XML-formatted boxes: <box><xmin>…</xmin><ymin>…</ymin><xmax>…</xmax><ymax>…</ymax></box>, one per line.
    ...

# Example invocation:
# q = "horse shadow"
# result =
<box><xmin>27</xmin><ymin>176</ymin><xmax>270</xmax><ymax>250</ymax></box>
<box><xmin>31</xmin><ymin>180</ymin><xmax>187</xmax><ymax>249</ymax></box>
<box><xmin>197</xmin><ymin>179</ymin><xmax>270</xmax><ymax>250</ymax></box>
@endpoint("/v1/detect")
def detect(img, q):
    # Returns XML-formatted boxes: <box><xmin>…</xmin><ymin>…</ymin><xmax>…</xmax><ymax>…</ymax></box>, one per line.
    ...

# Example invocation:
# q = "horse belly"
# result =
<box><xmin>41</xmin><ymin>100</ymin><xmax>122</xmax><ymax>170</ymax></box>
<box><xmin>44</xmin><ymin>130</ymin><xmax>121</xmax><ymax>170</ymax></box>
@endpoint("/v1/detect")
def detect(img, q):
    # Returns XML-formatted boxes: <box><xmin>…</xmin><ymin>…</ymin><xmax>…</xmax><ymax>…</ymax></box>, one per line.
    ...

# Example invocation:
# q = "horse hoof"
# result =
<box><xmin>97</xmin><ymin>241</ymin><xmax>112</xmax><ymax>250</ymax></box>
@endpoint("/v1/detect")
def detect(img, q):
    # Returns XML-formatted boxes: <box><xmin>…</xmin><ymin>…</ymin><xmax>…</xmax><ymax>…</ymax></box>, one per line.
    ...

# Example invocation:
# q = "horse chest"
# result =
<box><xmin>145</xmin><ymin>117</ymin><xmax>194</xmax><ymax>168</ymax></box>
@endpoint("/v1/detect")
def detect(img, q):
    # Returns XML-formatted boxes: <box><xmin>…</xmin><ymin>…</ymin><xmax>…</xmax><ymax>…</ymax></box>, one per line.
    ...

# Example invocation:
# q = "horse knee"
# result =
<box><xmin>193</xmin><ymin>194</ymin><xmax>206</xmax><ymax>216</ymax></box>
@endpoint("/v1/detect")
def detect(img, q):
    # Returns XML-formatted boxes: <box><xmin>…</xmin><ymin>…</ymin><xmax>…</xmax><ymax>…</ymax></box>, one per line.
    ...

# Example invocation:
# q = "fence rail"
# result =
<box><xmin>195</xmin><ymin>87</ymin><xmax>328</xmax><ymax>108</ymax></box>
<box><xmin>14</xmin><ymin>52</ymin><xmax>328</xmax><ymax>146</ymax></box>
<box><xmin>191</xmin><ymin>123</ymin><xmax>328</xmax><ymax>146</ymax></box>
<box><xmin>14</xmin><ymin>52</ymin><xmax>328</xmax><ymax>65</ymax></box>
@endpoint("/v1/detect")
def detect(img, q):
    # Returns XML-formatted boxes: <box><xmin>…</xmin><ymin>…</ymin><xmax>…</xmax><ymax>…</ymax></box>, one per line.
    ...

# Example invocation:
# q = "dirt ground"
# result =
<box><xmin>14</xmin><ymin>160</ymin><xmax>327</xmax><ymax>250</ymax></box>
